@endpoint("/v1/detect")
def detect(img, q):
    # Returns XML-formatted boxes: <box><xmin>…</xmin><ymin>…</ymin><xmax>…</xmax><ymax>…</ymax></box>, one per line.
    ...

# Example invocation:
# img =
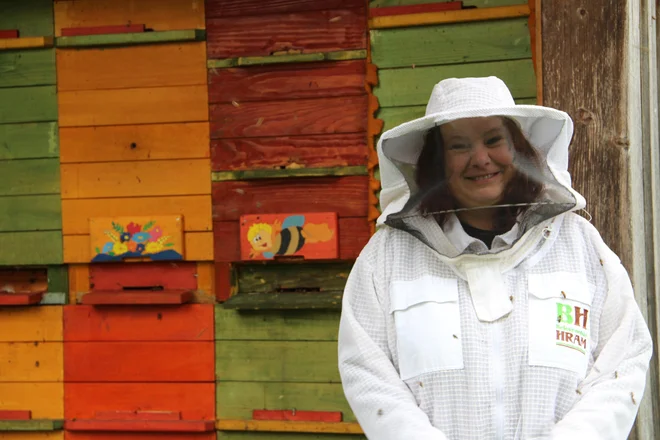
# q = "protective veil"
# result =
<box><xmin>337</xmin><ymin>77</ymin><xmax>653</xmax><ymax>439</ymax></box>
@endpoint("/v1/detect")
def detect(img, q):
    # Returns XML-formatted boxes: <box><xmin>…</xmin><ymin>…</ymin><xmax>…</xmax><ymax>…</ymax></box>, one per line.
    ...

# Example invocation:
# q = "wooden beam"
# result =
<box><xmin>221</xmin><ymin>291</ymin><xmax>343</xmax><ymax>310</ymax></box>
<box><xmin>212</xmin><ymin>166</ymin><xmax>368</xmax><ymax>182</ymax></box>
<box><xmin>61</xmin><ymin>24</ymin><xmax>146</xmax><ymax>36</ymax></box>
<box><xmin>0</xmin><ymin>36</ymin><xmax>53</xmax><ymax>51</ymax></box>
<box><xmin>65</xmin><ymin>420</ymin><xmax>215</xmax><ymax>432</ymax></box>
<box><xmin>369</xmin><ymin>4</ymin><xmax>529</xmax><ymax>29</ymax></box>
<box><xmin>0</xmin><ymin>420</ymin><xmax>63</xmax><ymax>431</ymax></box>
<box><xmin>216</xmin><ymin>420</ymin><xmax>363</xmax><ymax>434</ymax></box>
<box><xmin>55</xmin><ymin>29</ymin><xmax>205</xmax><ymax>48</ymax></box>
<box><xmin>208</xmin><ymin>50</ymin><xmax>366</xmax><ymax>69</ymax></box>
<box><xmin>80</xmin><ymin>290</ymin><xmax>194</xmax><ymax>306</ymax></box>
<box><xmin>0</xmin><ymin>292</ymin><xmax>44</xmax><ymax>306</ymax></box>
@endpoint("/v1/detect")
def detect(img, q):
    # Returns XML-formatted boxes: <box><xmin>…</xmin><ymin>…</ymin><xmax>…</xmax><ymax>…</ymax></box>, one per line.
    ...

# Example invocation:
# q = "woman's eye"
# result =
<box><xmin>448</xmin><ymin>144</ymin><xmax>469</xmax><ymax>151</ymax></box>
<box><xmin>485</xmin><ymin>136</ymin><xmax>504</xmax><ymax>146</ymax></box>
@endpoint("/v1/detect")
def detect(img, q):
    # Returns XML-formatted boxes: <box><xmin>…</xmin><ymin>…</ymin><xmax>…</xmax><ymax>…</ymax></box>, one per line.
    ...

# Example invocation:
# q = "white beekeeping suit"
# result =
<box><xmin>337</xmin><ymin>77</ymin><xmax>653</xmax><ymax>439</ymax></box>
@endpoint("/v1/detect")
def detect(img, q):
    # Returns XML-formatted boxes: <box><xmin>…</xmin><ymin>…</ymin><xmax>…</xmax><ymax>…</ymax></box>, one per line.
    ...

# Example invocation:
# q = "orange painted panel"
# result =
<box><xmin>0</xmin><ymin>307</ymin><xmax>62</xmax><ymax>342</ymax></box>
<box><xmin>57</xmin><ymin>44</ymin><xmax>207</xmax><ymax>92</ymax></box>
<box><xmin>62</xmin><ymin>196</ymin><xmax>212</xmax><ymax>235</ymax></box>
<box><xmin>89</xmin><ymin>216</ymin><xmax>184</xmax><ymax>263</ymax></box>
<box><xmin>0</xmin><ymin>342</ymin><xmax>62</xmax><ymax>382</ymax></box>
<box><xmin>65</xmin><ymin>383</ymin><xmax>214</xmax><ymax>420</ymax></box>
<box><xmin>60</xmin><ymin>123</ymin><xmax>209</xmax><ymax>164</ymax></box>
<box><xmin>0</xmin><ymin>383</ymin><xmax>63</xmax><ymax>418</ymax></box>
<box><xmin>63</xmin><ymin>305</ymin><xmax>214</xmax><ymax>342</ymax></box>
<box><xmin>195</xmin><ymin>263</ymin><xmax>214</xmax><ymax>298</ymax></box>
<box><xmin>58</xmin><ymin>86</ymin><xmax>208</xmax><ymax>127</ymax></box>
<box><xmin>64</xmin><ymin>433</ymin><xmax>213</xmax><ymax>440</ymax></box>
<box><xmin>68</xmin><ymin>265</ymin><xmax>90</xmax><ymax>305</ymax></box>
<box><xmin>53</xmin><ymin>0</ymin><xmax>205</xmax><ymax>37</ymax></box>
<box><xmin>60</xmin><ymin>159</ymin><xmax>211</xmax><ymax>199</ymax></box>
<box><xmin>0</xmin><ymin>433</ymin><xmax>63</xmax><ymax>440</ymax></box>
<box><xmin>64</xmin><ymin>342</ymin><xmax>214</xmax><ymax>382</ymax></box>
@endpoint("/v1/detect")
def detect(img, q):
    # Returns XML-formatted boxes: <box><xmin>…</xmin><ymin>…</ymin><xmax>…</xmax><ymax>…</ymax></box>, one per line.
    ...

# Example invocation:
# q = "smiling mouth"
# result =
<box><xmin>467</xmin><ymin>171</ymin><xmax>500</xmax><ymax>181</ymax></box>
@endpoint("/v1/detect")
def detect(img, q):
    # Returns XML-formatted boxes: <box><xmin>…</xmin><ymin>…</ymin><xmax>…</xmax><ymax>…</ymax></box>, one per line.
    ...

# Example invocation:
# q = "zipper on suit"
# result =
<box><xmin>492</xmin><ymin>322</ymin><xmax>505</xmax><ymax>439</ymax></box>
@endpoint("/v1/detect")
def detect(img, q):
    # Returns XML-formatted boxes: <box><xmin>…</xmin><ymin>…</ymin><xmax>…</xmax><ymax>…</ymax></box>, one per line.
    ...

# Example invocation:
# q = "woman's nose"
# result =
<box><xmin>469</xmin><ymin>144</ymin><xmax>491</xmax><ymax>167</ymax></box>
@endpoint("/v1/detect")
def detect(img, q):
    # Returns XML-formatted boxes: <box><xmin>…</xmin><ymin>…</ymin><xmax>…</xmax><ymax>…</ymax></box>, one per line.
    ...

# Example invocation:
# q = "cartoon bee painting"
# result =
<box><xmin>241</xmin><ymin>213</ymin><xmax>338</xmax><ymax>260</ymax></box>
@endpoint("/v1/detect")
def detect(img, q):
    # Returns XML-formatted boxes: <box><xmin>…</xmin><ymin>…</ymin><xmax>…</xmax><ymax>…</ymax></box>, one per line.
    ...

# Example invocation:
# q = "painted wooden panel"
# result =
<box><xmin>63</xmin><ymin>305</ymin><xmax>213</xmax><ymax>342</ymax></box>
<box><xmin>206</xmin><ymin>9</ymin><xmax>366</xmax><ymax>59</ymax></box>
<box><xmin>60</xmin><ymin>160</ymin><xmax>210</xmax><ymax>199</ymax></box>
<box><xmin>210</xmin><ymin>96</ymin><xmax>367</xmax><ymax>139</ymax></box>
<box><xmin>216</xmin><ymin>434</ymin><xmax>364</xmax><ymax>440</ymax></box>
<box><xmin>370</xmin><ymin>0</ymin><xmax>526</xmax><ymax>6</ymax></box>
<box><xmin>216</xmin><ymin>341</ymin><xmax>339</xmax><ymax>382</ymax></box>
<box><xmin>0</xmin><ymin>159</ymin><xmax>59</xmax><ymax>196</ymax></box>
<box><xmin>0</xmin><ymin>123</ymin><xmax>58</xmax><ymax>160</ymax></box>
<box><xmin>60</xmin><ymin>123</ymin><xmax>209</xmax><ymax>163</ymax></box>
<box><xmin>65</xmin><ymin>383</ymin><xmax>214</xmax><ymax>420</ymax></box>
<box><xmin>0</xmin><ymin>342</ymin><xmax>62</xmax><ymax>382</ymax></box>
<box><xmin>252</xmin><ymin>410</ymin><xmax>341</xmax><ymax>422</ymax></box>
<box><xmin>64</xmin><ymin>434</ymin><xmax>214</xmax><ymax>440</ymax></box>
<box><xmin>0</xmin><ymin>50</ymin><xmax>55</xmax><ymax>88</ymax></box>
<box><xmin>64</xmin><ymin>342</ymin><xmax>214</xmax><ymax>382</ymax></box>
<box><xmin>370</xmin><ymin>17</ymin><xmax>531</xmax><ymax>68</ymax></box>
<box><xmin>212</xmin><ymin>177</ymin><xmax>369</xmax><ymax>221</ymax></box>
<box><xmin>88</xmin><ymin>262</ymin><xmax>197</xmax><ymax>291</ymax></box>
<box><xmin>60</xmin><ymin>24</ymin><xmax>146</xmax><ymax>37</ymax></box>
<box><xmin>58</xmin><ymin>86</ymin><xmax>208</xmax><ymax>127</ymax></box>
<box><xmin>0</xmin><ymin>433</ymin><xmax>63</xmax><ymax>440</ymax></box>
<box><xmin>375</xmin><ymin>59</ymin><xmax>537</xmax><ymax>107</ymax></box>
<box><xmin>236</xmin><ymin>262</ymin><xmax>351</xmax><ymax>294</ymax></box>
<box><xmin>206</xmin><ymin>0</ymin><xmax>364</xmax><ymax>17</ymax></box>
<box><xmin>0</xmin><ymin>268</ymin><xmax>47</xmax><ymax>295</ymax></box>
<box><xmin>0</xmin><ymin>0</ymin><xmax>54</xmax><ymax>37</ymax></box>
<box><xmin>208</xmin><ymin>60</ymin><xmax>365</xmax><ymax>103</ymax></box>
<box><xmin>211</xmin><ymin>133</ymin><xmax>367</xmax><ymax>171</ymax></box>
<box><xmin>56</xmin><ymin>44</ymin><xmax>206</xmax><ymax>91</ymax></box>
<box><xmin>53</xmin><ymin>0</ymin><xmax>205</xmax><ymax>37</ymax></box>
<box><xmin>62</xmin><ymin>196</ymin><xmax>212</xmax><ymax>235</ymax></box>
<box><xmin>0</xmin><ymin>307</ymin><xmax>62</xmax><ymax>342</ymax></box>
<box><xmin>0</xmin><ymin>231</ymin><xmax>63</xmax><ymax>266</ymax></box>
<box><xmin>0</xmin><ymin>195</ymin><xmax>62</xmax><ymax>232</ymax></box>
<box><xmin>0</xmin><ymin>86</ymin><xmax>57</xmax><ymax>124</ymax></box>
<box><xmin>0</xmin><ymin>384</ymin><xmax>63</xmax><ymax>419</ymax></box>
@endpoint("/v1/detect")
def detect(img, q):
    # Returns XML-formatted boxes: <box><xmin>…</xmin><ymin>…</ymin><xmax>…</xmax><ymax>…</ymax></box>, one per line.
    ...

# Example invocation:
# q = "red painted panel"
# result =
<box><xmin>95</xmin><ymin>411</ymin><xmax>180</xmax><ymax>421</ymax></box>
<box><xmin>63</xmin><ymin>304</ymin><xmax>214</xmax><ymax>342</ymax></box>
<box><xmin>211</xmin><ymin>133</ymin><xmax>368</xmax><ymax>171</ymax></box>
<box><xmin>211</xmin><ymin>176</ymin><xmax>369</xmax><ymax>221</ymax></box>
<box><xmin>65</xmin><ymin>383</ymin><xmax>215</xmax><ymax>420</ymax></box>
<box><xmin>0</xmin><ymin>30</ymin><xmax>19</xmax><ymax>38</ymax></box>
<box><xmin>89</xmin><ymin>262</ymin><xmax>197</xmax><ymax>291</ymax></box>
<box><xmin>205</xmin><ymin>0</ymin><xmax>364</xmax><ymax>17</ymax></box>
<box><xmin>206</xmin><ymin>9</ymin><xmax>366</xmax><ymax>59</ymax></box>
<box><xmin>65</xmin><ymin>433</ymin><xmax>215</xmax><ymax>440</ymax></box>
<box><xmin>61</xmin><ymin>24</ymin><xmax>146</xmax><ymax>36</ymax></box>
<box><xmin>208</xmin><ymin>60</ymin><xmax>365</xmax><ymax>103</ymax></box>
<box><xmin>252</xmin><ymin>409</ymin><xmax>342</xmax><ymax>422</ymax></box>
<box><xmin>369</xmin><ymin>2</ymin><xmax>463</xmax><ymax>17</ymax></box>
<box><xmin>0</xmin><ymin>292</ymin><xmax>43</xmax><ymax>305</ymax></box>
<box><xmin>214</xmin><ymin>262</ymin><xmax>233</xmax><ymax>302</ymax></box>
<box><xmin>65</xmin><ymin>420</ymin><xmax>214</xmax><ymax>432</ymax></box>
<box><xmin>0</xmin><ymin>410</ymin><xmax>31</xmax><ymax>420</ymax></box>
<box><xmin>210</xmin><ymin>95</ymin><xmax>368</xmax><ymax>139</ymax></box>
<box><xmin>81</xmin><ymin>290</ymin><xmax>193</xmax><ymax>305</ymax></box>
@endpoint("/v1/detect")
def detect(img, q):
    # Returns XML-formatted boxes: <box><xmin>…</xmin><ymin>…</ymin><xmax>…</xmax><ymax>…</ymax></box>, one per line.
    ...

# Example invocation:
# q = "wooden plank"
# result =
<box><xmin>0</xmin><ymin>420</ymin><xmax>63</xmax><ymax>431</ymax></box>
<box><xmin>57</xmin><ymin>44</ymin><xmax>207</xmax><ymax>92</ymax></box>
<box><xmin>93</xmin><ymin>411</ymin><xmax>180</xmax><ymax>421</ymax></box>
<box><xmin>237</xmin><ymin>262</ymin><xmax>351</xmax><ymax>294</ymax></box>
<box><xmin>212</xmin><ymin>176</ymin><xmax>369</xmax><ymax>221</ymax></box>
<box><xmin>64</xmin><ymin>433</ymin><xmax>214</xmax><ymax>440</ymax></box>
<box><xmin>64</xmin><ymin>420</ymin><xmax>214</xmax><ymax>432</ymax></box>
<box><xmin>55</xmin><ymin>29</ymin><xmax>206</xmax><ymax>48</ymax></box>
<box><xmin>374</xmin><ymin>59</ymin><xmax>537</xmax><ymax>107</ymax></box>
<box><xmin>0</xmin><ymin>293</ymin><xmax>44</xmax><ymax>306</ymax></box>
<box><xmin>80</xmin><ymin>291</ymin><xmax>193</xmax><ymax>306</ymax></box>
<box><xmin>370</xmin><ymin>0</ymin><xmax>526</xmax><ymax>6</ymax></box>
<box><xmin>0</xmin><ymin>122</ymin><xmax>58</xmax><ymax>160</ymax></box>
<box><xmin>216</xmin><ymin>341</ymin><xmax>339</xmax><ymax>382</ymax></box>
<box><xmin>60</xmin><ymin>24</ymin><xmax>145</xmax><ymax>37</ymax></box>
<box><xmin>0</xmin><ymin>231</ymin><xmax>63</xmax><ymax>266</ymax></box>
<box><xmin>0</xmin><ymin>434</ymin><xmax>63</xmax><ymax>440</ymax></box>
<box><xmin>370</xmin><ymin>5</ymin><xmax>530</xmax><ymax>29</ymax></box>
<box><xmin>205</xmin><ymin>0</ymin><xmax>364</xmax><ymax>17</ymax></box>
<box><xmin>369</xmin><ymin>17</ymin><xmax>531</xmax><ymax>69</ymax></box>
<box><xmin>0</xmin><ymin>159</ymin><xmax>60</xmax><ymax>196</ymax></box>
<box><xmin>0</xmin><ymin>0</ymin><xmax>54</xmax><ymax>37</ymax></box>
<box><xmin>64</xmin><ymin>342</ymin><xmax>214</xmax><ymax>382</ymax></box>
<box><xmin>0</xmin><ymin>37</ymin><xmax>54</xmax><ymax>51</ymax></box>
<box><xmin>0</xmin><ymin>269</ymin><xmax>47</xmax><ymax>296</ymax></box>
<box><xmin>0</xmin><ymin>195</ymin><xmax>61</xmax><ymax>233</ymax></box>
<box><xmin>217</xmin><ymin>433</ymin><xmax>364</xmax><ymax>440</ymax></box>
<box><xmin>0</xmin><ymin>49</ymin><xmax>55</xmax><ymax>88</ymax></box>
<box><xmin>211</xmin><ymin>50</ymin><xmax>366</xmax><ymax>68</ymax></box>
<box><xmin>211</xmin><ymin>133</ymin><xmax>367</xmax><ymax>171</ymax></box>
<box><xmin>0</xmin><ymin>412</ymin><xmax>31</xmax><ymax>422</ymax></box>
<box><xmin>208</xmin><ymin>60</ymin><xmax>365</xmax><ymax>103</ymax></box>
<box><xmin>58</xmin><ymin>85</ymin><xmax>208</xmax><ymax>127</ymax></box>
<box><xmin>89</xmin><ymin>262</ymin><xmax>197</xmax><ymax>291</ymax></box>
<box><xmin>252</xmin><ymin>410</ymin><xmax>341</xmax><ymax>423</ymax></box>
<box><xmin>0</xmin><ymin>31</ymin><xmax>19</xmax><ymax>39</ymax></box>
<box><xmin>213</xmin><ymin>167</ymin><xmax>367</xmax><ymax>181</ymax></box>
<box><xmin>46</xmin><ymin>266</ymin><xmax>68</xmax><ymax>295</ymax></box>
<box><xmin>195</xmin><ymin>262</ymin><xmax>214</xmax><ymax>298</ymax></box>
<box><xmin>65</xmin><ymin>383</ymin><xmax>215</xmax><ymax>420</ymax></box>
<box><xmin>370</xmin><ymin>2</ymin><xmax>462</xmax><ymax>17</ymax></box>
<box><xmin>62</xmin><ymin>195</ymin><xmax>212</xmax><ymax>235</ymax></box>
<box><xmin>0</xmin><ymin>86</ymin><xmax>57</xmax><ymax>124</ymax></box>
<box><xmin>53</xmin><ymin>0</ymin><xmax>205</xmax><ymax>37</ymax></box>
<box><xmin>0</xmin><ymin>383</ymin><xmax>63</xmax><ymax>419</ymax></box>
<box><xmin>222</xmin><ymin>292</ymin><xmax>343</xmax><ymax>310</ymax></box>
<box><xmin>206</xmin><ymin>9</ymin><xmax>366</xmax><ymax>59</ymax></box>
<box><xmin>0</xmin><ymin>342</ymin><xmax>62</xmax><ymax>382</ymax></box>
<box><xmin>60</xmin><ymin>159</ymin><xmax>210</xmax><ymax>199</ymax></box>
<box><xmin>210</xmin><ymin>96</ymin><xmax>367</xmax><ymax>139</ymax></box>
<box><xmin>217</xmin><ymin>420</ymin><xmax>361</xmax><ymax>434</ymax></box>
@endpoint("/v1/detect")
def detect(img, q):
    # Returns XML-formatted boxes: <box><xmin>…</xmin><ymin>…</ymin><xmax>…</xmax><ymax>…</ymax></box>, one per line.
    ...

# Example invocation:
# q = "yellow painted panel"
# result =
<box><xmin>0</xmin><ymin>342</ymin><xmax>62</xmax><ymax>382</ymax></box>
<box><xmin>57</xmin><ymin>43</ymin><xmax>207</xmax><ymax>91</ymax></box>
<box><xmin>54</xmin><ymin>0</ymin><xmax>205</xmax><ymax>36</ymax></box>
<box><xmin>60</xmin><ymin>159</ymin><xmax>211</xmax><ymax>199</ymax></box>
<box><xmin>59</xmin><ymin>123</ymin><xmax>209</xmax><ymax>163</ymax></box>
<box><xmin>0</xmin><ymin>433</ymin><xmax>63</xmax><ymax>440</ymax></box>
<box><xmin>0</xmin><ymin>383</ymin><xmax>63</xmax><ymax>418</ymax></box>
<box><xmin>0</xmin><ymin>307</ymin><xmax>62</xmax><ymax>342</ymax></box>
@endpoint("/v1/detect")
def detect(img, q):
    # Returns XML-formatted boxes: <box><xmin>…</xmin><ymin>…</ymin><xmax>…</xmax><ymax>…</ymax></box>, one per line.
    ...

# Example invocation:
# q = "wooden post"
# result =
<box><xmin>541</xmin><ymin>0</ymin><xmax>659</xmax><ymax>438</ymax></box>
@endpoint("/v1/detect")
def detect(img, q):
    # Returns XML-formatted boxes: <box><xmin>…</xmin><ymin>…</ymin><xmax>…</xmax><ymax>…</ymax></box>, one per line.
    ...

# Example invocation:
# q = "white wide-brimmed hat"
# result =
<box><xmin>379</xmin><ymin>76</ymin><xmax>574</xmax><ymax>166</ymax></box>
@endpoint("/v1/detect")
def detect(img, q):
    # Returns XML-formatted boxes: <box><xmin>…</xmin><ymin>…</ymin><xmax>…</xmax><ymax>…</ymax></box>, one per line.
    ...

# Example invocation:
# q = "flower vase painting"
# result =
<box><xmin>89</xmin><ymin>216</ymin><xmax>184</xmax><ymax>262</ymax></box>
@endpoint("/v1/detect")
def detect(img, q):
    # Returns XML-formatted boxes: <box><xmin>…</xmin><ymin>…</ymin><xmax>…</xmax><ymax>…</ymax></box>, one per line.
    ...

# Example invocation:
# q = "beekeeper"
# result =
<box><xmin>337</xmin><ymin>76</ymin><xmax>653</xmax><ymax>439</ymax></box>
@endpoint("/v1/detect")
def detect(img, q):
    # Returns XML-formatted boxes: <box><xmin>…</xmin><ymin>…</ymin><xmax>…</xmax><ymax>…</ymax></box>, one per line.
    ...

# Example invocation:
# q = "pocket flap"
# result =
<box><xmin>389</xmin><ymin>276</ymin><xmax>459</xmax><ymax>313</ymax></box>
<box><xmin>528</xmin><ymin>272</ymin><xmax>593</xmax><ymax>304</ymax></box>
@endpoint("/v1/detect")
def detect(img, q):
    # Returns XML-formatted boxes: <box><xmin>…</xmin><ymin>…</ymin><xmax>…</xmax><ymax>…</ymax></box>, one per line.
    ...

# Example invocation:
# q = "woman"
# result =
<box><xmin>337</xmin><ymin>76</ymin><xmax>652</xmax><ymax>439</ymax></box>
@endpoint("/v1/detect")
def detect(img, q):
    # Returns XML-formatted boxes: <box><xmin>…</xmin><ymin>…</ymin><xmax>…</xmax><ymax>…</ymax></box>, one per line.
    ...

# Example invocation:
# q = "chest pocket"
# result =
<box><xmin>389</xmin><ymin>276</ymin><xmax>463</xmax><ymax>381</ymax></box>
<box><xmin>528</xmin><ymin>272</ymin><xmax>594</xmax><ymax>378</ymax></box>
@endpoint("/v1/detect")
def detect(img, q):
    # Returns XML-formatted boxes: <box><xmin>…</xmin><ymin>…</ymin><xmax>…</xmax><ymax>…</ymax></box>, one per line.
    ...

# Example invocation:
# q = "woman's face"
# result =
<box><xmin>440</xmin><ymin>116</ymin><xmax>516</xmax><ymax>210</ymax></box>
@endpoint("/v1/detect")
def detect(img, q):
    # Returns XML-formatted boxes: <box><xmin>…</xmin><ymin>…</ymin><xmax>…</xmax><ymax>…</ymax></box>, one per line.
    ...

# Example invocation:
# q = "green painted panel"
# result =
<box><xmin>0</xmin><ymin>231</ymin><xmax>63</xmax><ymax>265</ymax></box>
<box><xmin>370</xmin><ymin>18</ymin><xmax>530</xmax><ymax>69</ymax></box>
<box><xmin>217</xmin><ymin>382</ymin><xmax>357</xmax><ymax>422</ymax></box>
<box><xmin>216</xmin><ymin>341</ymin><xmax>339</xmax><ymax>382</ymax></box>
<box><xmin>0</xmin><ymin>86</ymin><xmax>57</xmax><ymax>124</ymax></box>
<box><xmin>0</xmin><ymin>194</ymin><xmax>61</xmax><ymax>232</ymax></box>
<box><xmin>0</xmin><ymin>0</ymin><xmax>54</xmax><ymax>37</ymax></box>
<box><xmin>215</xmin><ymin>306</ymin><xmax>340</xmax><ymax>341</ymax></box>
<box><xmin>374</xmin><ymin>59</ymin><xmax>536</xmax><ymax>107</ymax></box>
<box><xmin>0</xmin><ymin>419</ymin><xmax>63</xmax><ymax>431</ymax></box>
<box><xmin>55</xmin><ymin>29</ymin><xmax>206</xmax><ymax>48</ymax></box>
<box><xmin>47</xmin><ymin>265</ymin><xmax>68</xmax><ymax>295</ymax></box>
<box><xmin>237</xmin><ymin>262</ymin><xmax>352</xmax><ymax>294</ymax></box>
<box><xmin>218</xmin><ymin>433</ymin><xmax>365</xmax><ymax>440</ymax></box>
<box><xmin>0</xmin><ymin>49</ymin><xmax>56</xmax><ymax>88</ymax></box>
<box><xmin>0</xmin><ymin>158</ymin><xmax>60</xmax><ymax>196</ymax></box>
<box><xmin>0</xmin><ymin>122</ymin><xmax>59</xmax><ymax>160</ymax></box>
<box><xmin>370</xmin><ymin>0</ymin><xmax>526</xmax><ymax>7</ymax></box>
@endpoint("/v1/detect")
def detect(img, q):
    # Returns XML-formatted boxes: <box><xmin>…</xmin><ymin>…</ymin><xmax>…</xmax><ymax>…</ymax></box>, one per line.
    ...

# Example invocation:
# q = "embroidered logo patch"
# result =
<box><xmin>556</xmin><ymin>302</ymin><xmax>589</xmax><ymax>353</ymax></box>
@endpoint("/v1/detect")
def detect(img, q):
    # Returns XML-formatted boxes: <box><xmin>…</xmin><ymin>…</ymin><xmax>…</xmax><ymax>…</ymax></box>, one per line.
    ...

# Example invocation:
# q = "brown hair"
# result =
<box><xmin>414</xmin><ymin>117</ymin><xmax>543</xmax><ymax>231</ymax></box>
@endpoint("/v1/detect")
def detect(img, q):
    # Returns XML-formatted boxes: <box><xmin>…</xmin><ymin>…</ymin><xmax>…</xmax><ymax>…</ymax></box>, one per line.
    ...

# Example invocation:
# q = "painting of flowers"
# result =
<box><xmin>90</xmin><ymin>216</ymin><xmax>184</xmax><ymax>262</ymax></box>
